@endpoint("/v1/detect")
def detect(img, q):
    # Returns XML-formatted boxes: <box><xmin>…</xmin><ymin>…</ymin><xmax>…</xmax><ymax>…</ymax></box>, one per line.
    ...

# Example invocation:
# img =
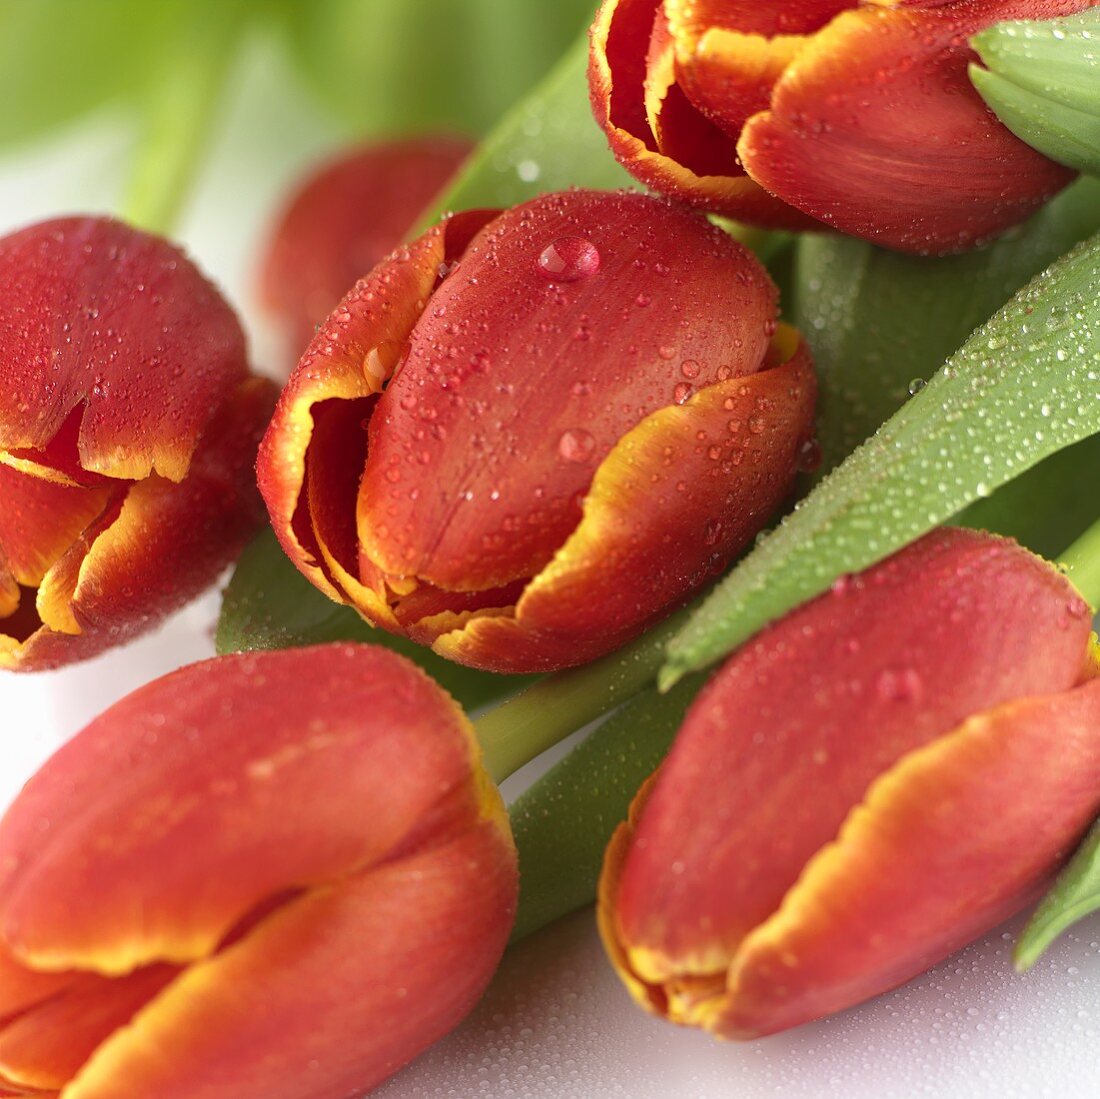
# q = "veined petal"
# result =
<box><xmin>0</xmin><ymin>645</ymin><xmax>493</xmax><ymax>976</ymax></box>
<box><xmin>359</xmin><ymin>189</ymin><xmax>777</xmax><ymax>593</ymax></box>
<box><xmin>428</xmin><ymin>333</ymin><xmax>815</xmax><ymax>673</ymax></box>
<box><xmin>60</xmin><ymin>822</ymin><xmax>516</xmax><ymax>1099</ymax></box>
<box><xmin>718</xmin><ymin>679</ymin><xmax>1100</xmax><ymax>1037</ymax></box>
<box><xmin>0</xmin><ymin>219</ymin><xmax>248</xmax><ymax>482</ymax></box>
<box><xmin>738</xmin><ymin>2</ymin><xmax>1086</xmax><ymax>253</ymax></box>
<box><xmin>610</xmin><ymin>529</ymin><xmax>1093</xmax><ymax>989</ymax></box>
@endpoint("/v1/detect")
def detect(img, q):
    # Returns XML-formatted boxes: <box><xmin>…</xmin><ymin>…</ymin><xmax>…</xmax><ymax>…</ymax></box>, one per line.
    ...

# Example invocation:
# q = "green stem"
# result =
<box><xmin>474</xmin><ymin>605</ymin><xmax>692</xmax><ymax>783</ymax></box>
<box><xmin>121</xmin><ymin>5</ymin><xmax>246</xmax><ymax>236</ymax></box>
<box><xmin>1059</xmin><ymin>515</ymin><xmax>1100</xmax><ymax>609</ymax></box>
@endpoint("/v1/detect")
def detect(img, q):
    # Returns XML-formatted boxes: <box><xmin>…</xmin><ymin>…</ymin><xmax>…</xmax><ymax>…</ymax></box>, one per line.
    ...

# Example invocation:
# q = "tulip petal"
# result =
<box><xmin>0</xmin><ymin>465</ymin><xmax>115</xmax><ymax>590</ymax></box>
<box><xmin>608</xmin><ymin>529</ymin><xmax>1094</xmax><ymax>994</ymax></box>
<box><xmin>0</xmin><ymin>966</ymin><xmax>177</xmax><ymax>1091</ymax></box>
<box><xmin>0</xmin><ymin>644</ymin><xmax>493</xmax><ymax>976</ymax></box>
<box><xmin>260</xmin><ymin>138</ymin><xmax>472</xmax><ymax>364</ymax></box>
<box><xmin>359</xmin><ymin>189</ymin><xmax>778</xmax><ymax>593</ymax></box>
<box><xmin>738</xmin><ymin>3</ymin><xmax>1083</xmax><ymax>253</ymax></box>
<box><xmin>258</xmin><ymin>211</ymin><xmax>496</xmax><ymax>606</ymax></box>
<box><xmin>1</xmin><ymin>378</ymin><xmax>275</xmax><ymax>672</ymax></box>
<box><xmin>0</xmin><ymin>945</ymin><xmax>85</xmax><ymax>1024</ymax></box>
<box><xmin>718</xmin><ymin>679</ymin><xmax>1100</xmax><ymax>1037</ymax></box>
<box><xmin>590</xmin><ymin>0</ymin><xmax>814</xmax><ymax>224</ymax></box>
<box><xmin>60</xmin><ymin>823</ymin><xmax>516</xmax><ymax>1099</ymax></box>
<box><xmin>429</xmin><ymin>335</ymin><xmax>815</xmax><ymax>673</ymax></box>
<box><xmin>0</xmin><ymin>219</ymin><xmax>248</xmax><ymax>482</ymax></box>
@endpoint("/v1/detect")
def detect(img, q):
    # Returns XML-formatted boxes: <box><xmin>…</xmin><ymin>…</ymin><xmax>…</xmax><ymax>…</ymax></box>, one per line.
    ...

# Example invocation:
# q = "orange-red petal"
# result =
<box><xmin>738</xmin><ymin>2</ymin><xmax>1085</xmax><ymax>253</ymax></box>
<box><xmin>0</xmin><ymin>644</ymin><xmax>494</xmax><ymax>976</ymax></box>
<box><xmin>359</xmin><ymin>189</ymin><xmax>778</xmax><ymax>593</ymax></box>
<box><xmin>719</xmin><ymin>680</ymin><xmax>1100</xmax><ymax>1036</ymax></box>
<box><xmin>610</xmin><ymin>529</ymin><xmax>1094</xmax><ymax>986</ymax></box>
<box><xmin>427</xmin><ymin>331</ymin><xmax>815</xmax><ymax>673</ymax></box>
<box><xmin>1</xmin><ymin>377</ymin><xmax>275</xmax><ymax>672</ymax></box>
<box><xmin>590</xmin><ymin>0</ymin><xmax>814</xmax><ymax>225</ymax></box>
<box><xmin>0</xmin><ymin>218</ymin><xmax>249</xmax><ymax>482</ymax></box>
<box><xmin>61</xmin><ymin>823</ymin><xmax>516</xmax><ymax>1099</ymax></box>
<box><xmin>260</xmin><ymin>137</ymin><xmax>472</xmax><ymax>368</ymax></box>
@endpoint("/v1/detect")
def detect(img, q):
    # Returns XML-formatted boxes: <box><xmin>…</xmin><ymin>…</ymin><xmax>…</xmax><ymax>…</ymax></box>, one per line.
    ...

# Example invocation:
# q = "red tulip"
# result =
<box><xmin>0</xmin><ymin>217</ymin><xmax>277</xmax><ymax>671</ymax></box>
<box><xmin>0</xmin><ymin>643</ymin><xmax>517</xmax><ymax>1097</ymax></box>
<box><xmin>260</xmin><ymin>137</ymin><xmax>472</xmax><ymax>369</ymax></box>
<box><xmin>590</xmin><ymin>0</ymin><xmax>1092</xmax><ymax>253</ymax></box>
<box><xmin>258</xmin><ymin>188</ymin><xmax>817</xmax><ymax>674</ymax></box>
<box><xmin>599</xmin><ymin>527</ymin><xmax>1100</xmax><ymax>1038</ymax></box>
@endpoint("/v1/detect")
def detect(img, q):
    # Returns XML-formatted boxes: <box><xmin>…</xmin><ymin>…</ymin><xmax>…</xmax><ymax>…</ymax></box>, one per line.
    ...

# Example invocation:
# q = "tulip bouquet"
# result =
<box><xmin>0</xmin><ymin>0</ymin><xmax>1099</xmax><ymax>1096</ymax></box>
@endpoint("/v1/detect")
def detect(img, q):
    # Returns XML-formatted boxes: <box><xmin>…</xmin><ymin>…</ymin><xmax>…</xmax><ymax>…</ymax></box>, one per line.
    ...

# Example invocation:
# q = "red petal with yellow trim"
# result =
<box><xmin>0</xmin><ymin>218</ymin><xmax>248</xmax><ymax>483</ymax></box>
<box><xmin>260</xmin><ymin>137</ymin><xmax>472</xmax><ymax>370</ymax></box>
<box><xmin>738</xmin><ymin>1</ymin><xmax>1086</xmax><ymax>254</ymax></box>
<box><xmin>589</xmin><ymin>0</ymin><xmax>814</xmax><ymax>225</ymax></box>
<box><xmin>359</xmin><ymin>189</ymin><xmax>776</xmax><ymax>591</ymax></box>
<box><xmin>430</xmin><ymin>335</ymin><xmax>815</xmax><ymax>673</ymax></box>
<box><xmin>0</xmin><ymin>644</ymin><xmax>517</xmax><ymax>1095</ymax></box>
<box><xmin>600</xmin><ymin>528</ymin><xmax>1100</xmax><ymax>1037</ymax></box>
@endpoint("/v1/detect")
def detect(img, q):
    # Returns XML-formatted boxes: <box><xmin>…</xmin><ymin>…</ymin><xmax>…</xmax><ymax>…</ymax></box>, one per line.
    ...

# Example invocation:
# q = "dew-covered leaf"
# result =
<box><xmin>509</xmin><ymin>676</ymin><xmax>702</xmax><ymax>942</ymax></box>
<box><xmin>971</xmin><ymin>10</ymin><xmax>1100</xmax><ymax>177</ymax></box>
<box><xmin>1016</xmin><ymin>817</ymin><xmax>1100</xmax><ymax>971</ymax></box>
<box><xmin>663</xmin><ymin>231</ymin><xmax>1100</xmax><ymax>686</ymax></box>
<box><xmin>216</xmin><ymin>530</ymin><xmax>530</xmax><ymax>711</ymax></box>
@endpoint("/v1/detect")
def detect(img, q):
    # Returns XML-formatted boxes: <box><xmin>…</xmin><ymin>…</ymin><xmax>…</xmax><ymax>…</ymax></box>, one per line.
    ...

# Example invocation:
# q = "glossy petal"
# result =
<box><xmin>431</xmin><ymin>335</ymin><xmax>815</xmax><ymax>673</ymax></box>
<box><xmin>0</xmin><ymin>644</ymin><xmax>495</xmax><ymax>975</ymax></box>
<box><xmin>1</xmin><ymin>378</ymin><xmax>275</xmax><ymax>672</ymax></box>
<box><xmin>739</xmin><ymin>2</ymin><xmax>1086</xmax><ymax>253</ymax></box>
<box><xmin>590</xmin><ymin>0</ymin><xmax>813</xmax><ymax>224</ymax></box>
<box><xmin>359</xmin><ymin>189</ymin><xmax>777</xmax><ymax>592</ymax></box>
<box><xmin>0</xmin><ymin>219</ymin><xmax>248</xmax><ymax>482</ymax></box>
<box><xmin>257</xmin><ymin>210</ymin><xmax>496</xmax><ymax>610</ymax></box>
<box><xmin>260</xmin><ymin>137</ymin><xmax>472</xmax><ymax>369</ymax></box>
<box><xmin>608</xmin><ymin>529</ymin><xmax>1093</xmax><ymax>993</ymax></box>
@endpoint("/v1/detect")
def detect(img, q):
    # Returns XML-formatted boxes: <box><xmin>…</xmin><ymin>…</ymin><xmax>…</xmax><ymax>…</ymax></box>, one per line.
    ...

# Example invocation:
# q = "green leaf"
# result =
<box><xmin>279</xmin><ymin>0</ymin><xmax>597</xmax><ymax>140</ymax></box>
<box><xmin>662</xmin><ymin>230</ymin><xmax>1100</xmax><ymax>686</ymax></box>
<box><xmin>216</xmin><ymin>530</ymin><xmax>531</xmax><ymax>712</ymax></box>
<box><xmin>971</xmin><ymin>10</ymin><xmax>1100</xmax><ymax>176</ymax></box>
<box><xmin>1016</xmin><ymin>818</ymin><xmax>1100</xmax><ymax>971</ymax></box>
<box><xmin>510</xmin><ymin>675</ymin><xmax>702</xmax><ymax>942</ymax></box>
<box><xmin>417</xmin><ymin>29</ymin><xmax>632</xmax><ymax>226</ymax></box>
<box><xmin>792</xmin><ymin>176</ymin><xmax>1100</xmax><ymax>475</ymax></box>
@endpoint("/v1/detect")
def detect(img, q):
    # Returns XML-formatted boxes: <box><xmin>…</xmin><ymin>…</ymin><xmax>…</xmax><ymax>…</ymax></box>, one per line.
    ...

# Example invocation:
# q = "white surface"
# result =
<box><xmin>1</xmin><ymin>33</ymin><xmax>1098</xmax><ymax>1099</ymax></box>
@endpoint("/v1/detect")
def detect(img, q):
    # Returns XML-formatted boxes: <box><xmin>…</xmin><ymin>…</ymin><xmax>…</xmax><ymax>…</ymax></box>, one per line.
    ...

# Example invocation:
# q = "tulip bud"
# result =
<box><xmin>260</xmin><ymin>137</ymin><xmax>472</xmax><ymax>370</ymax></box>
<box><xmin>0</xmin><ymin>217</ymin><xmax>277</xmax><ymax>672</ymax></box>
<box><xmin>0</xmin><ymin>643</ymin><xmax>517</xmax><ymax>1097</ymax></box>
<box><xmin>599</xmin><ymin>528</ymin><xmax>1100</xmax><ymax>1038</ymax></box>
<box><xmin>590</xmin><ymin>0</ymin><xmax>1094</xmax><ymax>253</ymax></box>
<box><xmin>258</xmin><ymin>189</ymin><xmax>816</xmax><ymax>674</ymax></box>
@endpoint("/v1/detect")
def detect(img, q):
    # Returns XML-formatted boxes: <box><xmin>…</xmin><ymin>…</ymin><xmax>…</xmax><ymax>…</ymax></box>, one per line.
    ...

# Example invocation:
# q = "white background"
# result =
<box><xmin>1</xmin><ymin>33</ymin><xmax>1098</xmax><ymax>1099</ymax></box>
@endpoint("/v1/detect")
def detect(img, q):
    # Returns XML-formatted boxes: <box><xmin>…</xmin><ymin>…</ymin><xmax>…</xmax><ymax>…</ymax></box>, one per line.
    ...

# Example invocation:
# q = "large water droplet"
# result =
<box><xmin>537</xmin><ymin>237</ymin><xmax>600</xmax><ymax>282</ymax></box>
<box><xmin>558</xmin><ymin>428</ymin><xmax>597</xmax><ymax>463</ymax></box>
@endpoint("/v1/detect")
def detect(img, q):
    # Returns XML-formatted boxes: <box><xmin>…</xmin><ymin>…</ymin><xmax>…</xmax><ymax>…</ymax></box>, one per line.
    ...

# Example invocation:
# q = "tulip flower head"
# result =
<box><xmin>0</xmin><ymin>217</ymin><xmax>276</xmax><ymax>671</ymax></box>
<box><xmin>0</xmin><ymin>643</ymin><xmax>517</xmax><ymax>1097</ymax></box>
<box><xmin>590</xmin><ymin>0</ymin><xmax>1094</xmax><ymax>253</ymax></box>
<box><xmin>259</xmin><ymin>189</ymin><xmax>817</xmax><ymax>674</ymax></box>
<box><xmin>600</xmin><ymin>527</ymin><xmax>1100</xmax><ymax>1038</ymax></box>
<box><xmin>260</xmin><ymin>137</ymin><xmax>472</xmax><ymax>369</ymax></box>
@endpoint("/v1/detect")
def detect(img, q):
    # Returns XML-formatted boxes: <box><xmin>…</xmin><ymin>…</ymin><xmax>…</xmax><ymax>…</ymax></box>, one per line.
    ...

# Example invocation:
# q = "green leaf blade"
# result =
<box><xmin>663</xmin><ymin>232</ymin><xmax>1100</xmax><ymax>686</ymax></box>
<box><xmin>971</xmin><ymin>10</ymin><xmax>1100</xmax><ymax>176</ymax></box>
<box><xmin>1016</xmin><ymin>818</ymin><xmax>1100</xmax><ymax>971</ymax></box>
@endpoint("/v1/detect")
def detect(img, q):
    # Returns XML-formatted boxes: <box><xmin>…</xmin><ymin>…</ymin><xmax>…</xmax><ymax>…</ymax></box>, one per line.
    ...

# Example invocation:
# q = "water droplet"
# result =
<box><xmin>876</xmin><ymin>667</ymin><xmax>923</xmax><ymax>702</ymax></box>
<box><xmin>680</xmin><ymin>359</ymin><xmax>700</xmax><ymax>379</ymax></box>
<box><xmin>908</xmin><ymin>377</ymin><xmax>927</xmax><ymax>396</ymax></box>
<box><xmin>673</xmin><ymin>382</ymin><xmax>694</xmax><ymax>405</ymax></box>
<box><xmin>796</xmin><ymin>437</ymin><xmax>822</xmax><ymax>473</ymax></box>
<box><xmin>537</xmin><ymin>237</ymin><xmax>600</xmax><ymax>282</ymax></box>
<box><xmin>558</xmin><ymin>428</ymin><xmax>597</xmax><ymax>463</ymax></box>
